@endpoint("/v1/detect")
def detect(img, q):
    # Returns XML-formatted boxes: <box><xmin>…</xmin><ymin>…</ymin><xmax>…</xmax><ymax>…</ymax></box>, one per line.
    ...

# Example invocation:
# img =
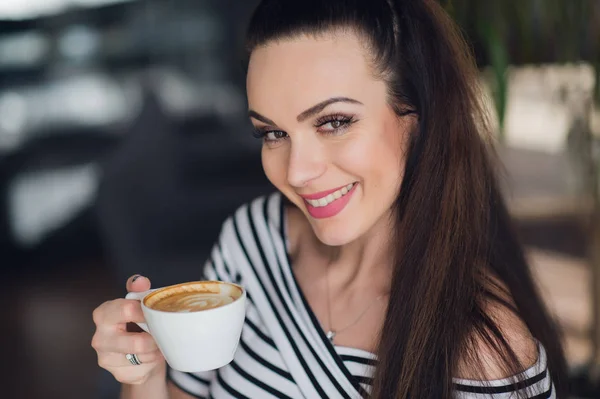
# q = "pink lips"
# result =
<box><xmin>301</xmin><ymin>183</ymin><xmax>357</xmax><ymax>219</ymax></box>
<box><xmin>299</xmin><ymin>184</ymin><xmax>351</xmax><ymax>200</ymax></box>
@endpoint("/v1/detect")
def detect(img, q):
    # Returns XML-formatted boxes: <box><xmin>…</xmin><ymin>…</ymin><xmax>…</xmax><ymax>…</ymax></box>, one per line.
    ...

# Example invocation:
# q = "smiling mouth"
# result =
<box><xmin>304</xmin><ymin>183</ymin><xmax>356</xmax><ymax>208</ymax></box>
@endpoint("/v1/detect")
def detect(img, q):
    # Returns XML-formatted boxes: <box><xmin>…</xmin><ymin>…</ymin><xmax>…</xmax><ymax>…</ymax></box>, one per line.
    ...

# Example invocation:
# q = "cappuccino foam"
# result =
<box><xmin>145</xmin><ymin>282</ymin><xmax>241</xmax><ymax>313</ymax></box>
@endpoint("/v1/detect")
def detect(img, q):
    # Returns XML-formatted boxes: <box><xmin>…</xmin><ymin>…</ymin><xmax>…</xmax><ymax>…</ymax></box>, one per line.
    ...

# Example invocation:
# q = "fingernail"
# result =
<box><xmin>132</xmin><ymin>274</ymin><xmax>142</xmax><ymax>282</ymax></box>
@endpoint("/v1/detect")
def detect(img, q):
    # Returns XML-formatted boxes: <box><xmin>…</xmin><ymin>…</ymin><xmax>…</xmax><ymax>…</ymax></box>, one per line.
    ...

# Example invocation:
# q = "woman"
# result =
<box><xmin>91</xmin><ymin>0</ymin><xmax>568</xmax><ymax>397</ymax></box>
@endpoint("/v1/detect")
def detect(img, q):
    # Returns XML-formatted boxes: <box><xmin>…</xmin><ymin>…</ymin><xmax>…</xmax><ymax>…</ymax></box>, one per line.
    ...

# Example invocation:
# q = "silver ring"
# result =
<box><xmin>126</xmin><ymin>353</ymin><xmax>142</xmax><ymax>366</ymax></box>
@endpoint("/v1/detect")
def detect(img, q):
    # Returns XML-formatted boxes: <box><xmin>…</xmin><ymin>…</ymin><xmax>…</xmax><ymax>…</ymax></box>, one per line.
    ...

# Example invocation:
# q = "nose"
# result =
<box><xmin>286</xmin><ymin>139</ymin><xmax>327</xmax><ymax>188</ymax></box>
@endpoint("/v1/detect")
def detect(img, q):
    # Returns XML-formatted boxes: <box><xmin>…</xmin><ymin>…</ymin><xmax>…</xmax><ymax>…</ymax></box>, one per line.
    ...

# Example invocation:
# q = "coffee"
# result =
<box><xmin>145</xmin><ymin>282</ymin><xmax>242</xmax><ymax>313</ymax></box>
<box><xmin>127</xmin><ymin>280</ymin><xmax>246</xmax><ymax>372</ymax></box>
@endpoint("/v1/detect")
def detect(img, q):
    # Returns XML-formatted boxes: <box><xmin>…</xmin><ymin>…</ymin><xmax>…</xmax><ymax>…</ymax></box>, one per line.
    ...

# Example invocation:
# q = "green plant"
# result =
<box><xmin>441</xmin><ymin>0</ymin><xmax>600</xmax><ymax>136</ymax></box>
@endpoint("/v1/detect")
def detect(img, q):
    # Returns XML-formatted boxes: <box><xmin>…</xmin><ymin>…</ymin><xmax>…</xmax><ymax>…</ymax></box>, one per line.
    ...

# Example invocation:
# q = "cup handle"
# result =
<box><xmin>125</xmin><ymin>289</ymin><xmax>156</xmax><ymax>333</ymax></box>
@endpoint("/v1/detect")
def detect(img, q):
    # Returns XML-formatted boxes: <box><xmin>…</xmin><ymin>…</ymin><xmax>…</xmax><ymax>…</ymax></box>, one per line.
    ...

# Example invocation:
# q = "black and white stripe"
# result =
<box><xmin>233</xmin><ymin>199</ymin><xmax>354</xmax><ymax>398</ymax></box>
<box><xmin>168</xmin><ymin>192</ymin><xmax>555</xmax><ymax>398</ymax></box>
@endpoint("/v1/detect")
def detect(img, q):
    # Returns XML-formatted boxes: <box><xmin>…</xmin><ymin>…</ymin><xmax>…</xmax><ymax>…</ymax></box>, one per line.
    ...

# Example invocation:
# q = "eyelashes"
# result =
<box><xmin>252</xmin><ymin>129</ymin><xmax>286</xmax><ymax>141</ymax></box>
<box><xmin>315</xmin><ymin>114</ymin><xmax>356</xmax><ymax>131</ymax></box>
<box><xmin>252</xmin><ymin>113</ymin><xmax>357</xmax><ymax>143</ymax></box>
<box><xmin>252</xmin><ymin>127</ymin><xmax>273</xmax><ymax>139</ymax></box>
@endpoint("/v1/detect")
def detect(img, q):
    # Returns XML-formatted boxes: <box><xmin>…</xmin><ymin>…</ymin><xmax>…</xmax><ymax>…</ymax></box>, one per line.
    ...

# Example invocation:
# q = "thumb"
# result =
<box><xmin>126</xmin><ymin>274</ymin><xmax>151</xmax><ymax>293</ymax></box>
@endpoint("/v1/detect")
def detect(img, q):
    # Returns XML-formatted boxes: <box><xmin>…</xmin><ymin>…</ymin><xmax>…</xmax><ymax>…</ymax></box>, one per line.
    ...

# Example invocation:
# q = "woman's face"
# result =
<box><xmin>247</xmin><ymin>31</ymin><xmax>414</xmax><ymax>246</ymax></box>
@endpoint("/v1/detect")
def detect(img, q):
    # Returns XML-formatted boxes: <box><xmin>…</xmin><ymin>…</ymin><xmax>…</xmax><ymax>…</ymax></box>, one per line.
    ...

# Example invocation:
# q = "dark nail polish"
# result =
<box><xmin>132</xmin><ymin>275</ymin><xmax>141</xmax><ymax>282</ymax></box>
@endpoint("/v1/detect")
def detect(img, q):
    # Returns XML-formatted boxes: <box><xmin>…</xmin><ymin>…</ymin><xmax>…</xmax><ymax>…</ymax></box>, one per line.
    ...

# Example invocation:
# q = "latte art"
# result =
<box><xmin>145</xmin><ymin>282</ymin><xmax>242</xmax><ymax>313</ymax></box>
<box><xmin>159</xmin><ymin>293</ymin><xmax>234</xmax><ymax>313</ymax></box>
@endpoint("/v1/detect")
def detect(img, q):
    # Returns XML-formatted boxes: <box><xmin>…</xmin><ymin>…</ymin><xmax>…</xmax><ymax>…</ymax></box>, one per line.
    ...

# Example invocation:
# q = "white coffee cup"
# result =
<box><xmin>126</xmin><ymin>281</ymin><xmax>246</xmax><ymax>372</ymax></box>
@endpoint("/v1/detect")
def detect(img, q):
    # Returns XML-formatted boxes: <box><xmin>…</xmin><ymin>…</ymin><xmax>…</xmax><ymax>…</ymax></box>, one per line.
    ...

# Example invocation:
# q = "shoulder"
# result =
<box><xmin>218</xmin><ymin>192</ymin><xmax>309</xmax><ymax>253</ymax></box>
<box><xmin>454</xmin><ymin>340</ymin><xmax>552</xmax><ymax>398</ymax></box>
<box><xmin>217</xmin><ymin>192</ymin><xmax>284</xmax><ymax>243</ymax></box>
<box><xmin>453</xmin><ymin>283</ymin><xmax>553</xmax><ymax>397</ymax></box>
<box><xmin>456</xmin><ymin>275</ymin><xmax>538</xmax><ymax>381</ymax></box>
<box><xmin>203</xmin><ymin>193</ymin><xmax>284</xmax><ymax>280</ymax></box>
<box><xmin>456</xmin><ymin>300</ymin><xmax>538</xmax><ymax>380</ymax></box>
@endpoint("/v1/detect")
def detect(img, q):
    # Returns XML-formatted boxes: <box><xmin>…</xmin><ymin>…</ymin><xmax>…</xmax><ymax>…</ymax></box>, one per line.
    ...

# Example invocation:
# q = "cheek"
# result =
<box><xmin>336</xmin><ymin>127</ymin><xmax>406</xmax><ymax>190</ymax></box>
<box><xmin>261</xmin><ymin>146</ymin><xmax>287</xmax><ymax>189</ymax></box>
<box><xmin>374</xmin><ymin>120</ymin><xmax>411</xmax><ymax>188</ymax></box>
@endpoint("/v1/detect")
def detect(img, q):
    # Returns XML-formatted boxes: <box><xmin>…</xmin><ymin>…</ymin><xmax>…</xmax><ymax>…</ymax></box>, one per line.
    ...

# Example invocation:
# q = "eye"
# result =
<box><xmin>252</xmin><ymin>127</ymin><xmax>288</xmax><ymax>144</ymax></box>
<box><xmin>265</xmin><ymin>131</ymin><xmax>288</xmax><ymax>141</ymax></box>
<box><xmin>328</xmin><ymin>120</ymin><xmax>343</xmax><ymax>129</ymax></box>
<box><xmin>315</xmin><ymin>114</ymin><xmax>356</xmax><ymax>133</ymax></box>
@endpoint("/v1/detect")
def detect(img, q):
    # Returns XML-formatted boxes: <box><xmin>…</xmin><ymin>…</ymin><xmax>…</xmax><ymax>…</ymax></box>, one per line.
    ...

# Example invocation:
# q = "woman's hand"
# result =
<box><xmin>91</xmin><ymin>275</ymin><xmax>166</xmax><ymax>385</ymax></box>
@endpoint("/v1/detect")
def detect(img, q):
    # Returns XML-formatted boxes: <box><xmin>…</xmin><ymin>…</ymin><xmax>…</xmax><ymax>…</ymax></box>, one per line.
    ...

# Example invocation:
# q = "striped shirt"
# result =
<box><xmin>168</xmin><ymin>192</ymin><xmax>555</xmax><ymax>398</ymax></box>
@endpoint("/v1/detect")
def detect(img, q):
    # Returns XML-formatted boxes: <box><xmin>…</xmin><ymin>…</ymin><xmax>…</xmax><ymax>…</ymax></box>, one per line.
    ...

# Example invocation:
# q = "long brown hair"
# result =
<box><xmin>246</xmin><ymin>0</ymin><xmax>568</xmax><ymax>398</ymax></box>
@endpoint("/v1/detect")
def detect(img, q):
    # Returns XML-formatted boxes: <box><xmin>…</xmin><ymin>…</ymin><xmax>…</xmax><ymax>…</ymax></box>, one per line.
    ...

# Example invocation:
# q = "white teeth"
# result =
<box><xmin>307</xmin><ymin>183</ymin><xmax>355</xmax><ymax>208</ymax></box>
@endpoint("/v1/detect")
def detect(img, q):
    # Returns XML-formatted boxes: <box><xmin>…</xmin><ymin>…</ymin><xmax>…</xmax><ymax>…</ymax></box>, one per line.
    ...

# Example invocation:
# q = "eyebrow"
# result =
<box><xmin>248</xmin><ymin>110</ymin><xmax>276</xmax><ymax>126</ymax></box>
<box><xmin>296</xmin><ymin>97</ymin><xmax>363</xmax><ymax>122</ymax></box>
<box><xmin>248</xmin><ymin>96</ymin><xmax>363</xmax><ymax>126</ymax></box>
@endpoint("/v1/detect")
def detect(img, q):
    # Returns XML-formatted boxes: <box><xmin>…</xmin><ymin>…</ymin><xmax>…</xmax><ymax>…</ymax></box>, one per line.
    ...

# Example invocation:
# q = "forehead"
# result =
<box><xmin>246</xmin><ymin>32</ymin><xmax>386</xmax><ymax>116</ymax></box>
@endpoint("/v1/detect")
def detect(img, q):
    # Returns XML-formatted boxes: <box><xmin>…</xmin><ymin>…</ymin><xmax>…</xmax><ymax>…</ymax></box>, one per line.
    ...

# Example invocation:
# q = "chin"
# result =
<box><xmin>310</xmin><ymin>221</ymin><xmax>360</xmax><ymax>247</ymax></box>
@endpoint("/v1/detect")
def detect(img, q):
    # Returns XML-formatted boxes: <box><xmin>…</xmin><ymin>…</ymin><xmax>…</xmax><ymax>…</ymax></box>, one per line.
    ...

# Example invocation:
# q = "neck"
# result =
<box><xmin>316</xmin><ymin>213</ymin><xmax>395</xmax><ymax>294</ymax></box>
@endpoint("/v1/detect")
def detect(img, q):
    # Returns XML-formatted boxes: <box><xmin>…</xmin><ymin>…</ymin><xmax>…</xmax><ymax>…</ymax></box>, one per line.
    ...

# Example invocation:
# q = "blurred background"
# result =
<box><xmin>0</xmin><ymin>0</ymin><xmax>598</xmax><ymax>398</ymax></box>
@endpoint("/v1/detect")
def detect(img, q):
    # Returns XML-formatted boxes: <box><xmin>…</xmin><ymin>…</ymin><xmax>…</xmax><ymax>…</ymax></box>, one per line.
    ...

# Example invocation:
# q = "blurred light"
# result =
<box><xmin>0</xmin><ymin>92</ymin><xmax>27</xmax><ymax>134</ymax></box>
<box><xmin>0</xmin><ymin>73</ymin><xmax>134</xmax><ymax>139</ymax></box>
<box><xmin>8</xmin><ymin>163</ymin><xmax>100</xmax><ymax>247</ymax></box>
<box><xmin>0</xmin><ymin>31</ymin><xmax>49</xmax><ymax>68</ymax></box>
<box><xmin>149</xmin><ymin>68</ymin><xmax>246</xmax><ymax>120</ymax></box>
<box><xmin>57</xmin><ymin>25</ymin><xmax>100</xmax><ymax>64</ymax></box>
<box><xmin>46</xmin><ymin>74</ymin><xmax>130</xmax><ymax>126</ymax></box>
<box><xmin>0</xmin><ymin>92</ymin><xmax>27</xmax><ymax>150</ymax></box>
<box><xmin>0</xmin><ymin>0</ymin><xmax>136</xmax><ymax>20</ymax></box>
